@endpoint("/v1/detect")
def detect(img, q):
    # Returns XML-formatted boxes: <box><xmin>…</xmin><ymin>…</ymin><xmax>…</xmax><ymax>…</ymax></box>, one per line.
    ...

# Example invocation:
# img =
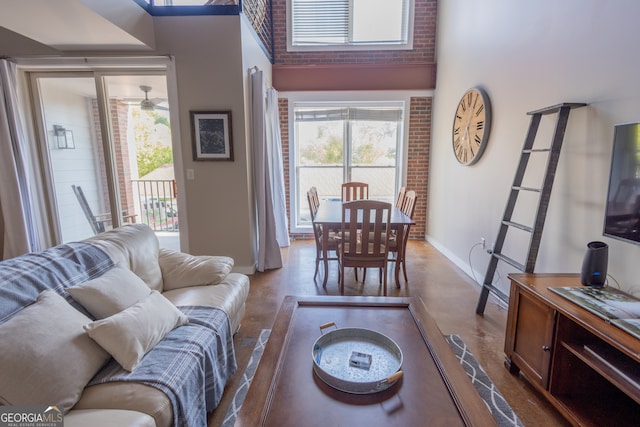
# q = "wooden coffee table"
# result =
<box><xmin>235</xmin><ymin>296</ymin><xmax>497</xmax><ymax>427</ymax></box>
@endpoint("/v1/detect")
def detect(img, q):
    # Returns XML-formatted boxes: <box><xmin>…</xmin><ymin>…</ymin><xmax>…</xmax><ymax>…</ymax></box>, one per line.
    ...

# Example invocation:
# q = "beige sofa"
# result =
<box><xmin>0</xmin><ymin>224</ymin><xmax>250</xmax><ymax>427</ymax></box>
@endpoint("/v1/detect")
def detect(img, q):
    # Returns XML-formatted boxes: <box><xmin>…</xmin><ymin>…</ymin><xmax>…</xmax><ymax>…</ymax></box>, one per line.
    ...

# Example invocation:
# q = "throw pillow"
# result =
<box><xmin>0</xmin><ymin>290</ymin><xmax>110</xmax><ymax>413</ymax></box>
<box><xmin>159</xmin><ymin>248</ymin><xmax>233</xmax><ymax>291</ymax></box>
<box><xmin>84</xmin><ymin>291</ymin><xmax>189</xmax><ymax>371</ymax></box>
<box><xmin>67</xmin><ymin>265</ymin><xmax>152</xmax><ymax>319</ymax></box>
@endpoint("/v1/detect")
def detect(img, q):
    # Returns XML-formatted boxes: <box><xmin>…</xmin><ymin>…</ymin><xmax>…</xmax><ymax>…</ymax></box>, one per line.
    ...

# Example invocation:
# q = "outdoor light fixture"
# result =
<box><xmin>54</xmin><ymin>125</ymin><xmax>75</xmax><ymax>149</ymax></box>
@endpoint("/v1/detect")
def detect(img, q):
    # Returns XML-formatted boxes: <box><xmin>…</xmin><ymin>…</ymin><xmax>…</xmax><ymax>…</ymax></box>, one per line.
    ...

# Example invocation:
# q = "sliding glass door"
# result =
<box><xmin>32</xmin><ymin>71</ymin><xmax>178</xmax><ymax>247</ymax></box>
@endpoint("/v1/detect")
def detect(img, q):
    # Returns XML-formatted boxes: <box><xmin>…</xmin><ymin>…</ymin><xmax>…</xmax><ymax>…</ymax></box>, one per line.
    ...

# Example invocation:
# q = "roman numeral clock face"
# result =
<box><xmin>452</xmin><ymin>87</ymin><xmax>492</xmax><ymax>165</ymax></box>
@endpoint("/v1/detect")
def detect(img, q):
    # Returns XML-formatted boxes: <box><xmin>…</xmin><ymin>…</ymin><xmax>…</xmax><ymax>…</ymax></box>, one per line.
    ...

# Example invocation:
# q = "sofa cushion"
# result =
<box><xmin>67</xmin><ymin>265</ymin><xmax>152</xmax><ymax>319</ymax></box>
<box><xmin>159</xmin><ymin>248</ymin><xmax>234</xmax><ymax>291</ymax></box>
<box><xmin>0</xmin><ymin>290</ymin><xmax>110</xmax><ymax>413</ymax></box>
<box><xmin>84</xmin><ymin>291</ymin><xmax>189</xmax><ymax>371</ymax></box>
<box><xmin>86</xmin><ymin>224</ymin><xmax>163</xmax><ymax>291</ymax></box>
<box><xmin>75</xmin><ymin>382</ymin><xmax>172</xmax><ymax>427</ymax></box>
<box><xmin>162</xmin><ymin>272</ymin><xmax>249</xmax><ymax>333</ymax></box>
<box><xmin>64</xmin><ymin>409</ymin><xmax>156</xmax><ymax>427</ymax></box>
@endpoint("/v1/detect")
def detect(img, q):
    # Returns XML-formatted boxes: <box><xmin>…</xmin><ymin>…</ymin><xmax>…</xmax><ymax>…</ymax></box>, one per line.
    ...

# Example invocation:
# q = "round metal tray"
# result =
<box><xmin>312</xmin><ymin>323</ymin><xmax>403</xmax><ymax>394</ymax></box>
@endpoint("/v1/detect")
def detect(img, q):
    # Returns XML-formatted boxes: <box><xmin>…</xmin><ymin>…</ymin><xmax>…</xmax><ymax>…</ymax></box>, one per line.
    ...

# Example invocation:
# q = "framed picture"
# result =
<box><xmin>190</xmin><ymin>111</ymin><xmax>233</xmax><ymax>161</ymax></box>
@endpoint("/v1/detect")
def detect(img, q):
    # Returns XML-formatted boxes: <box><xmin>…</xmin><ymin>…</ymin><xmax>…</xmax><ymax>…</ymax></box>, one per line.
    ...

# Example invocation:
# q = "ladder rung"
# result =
<box><xmin>492</xmin><ymin>252</ymin><xmax>525</xmax><ymax>271</ymax></box>
<box><xmin>523</xmin><ymin>148</ymin><xmax>551</xmax><ymax>154</ymax></box>
<box><xmin>480</xmin><ymin>283</ymin><xmax>509</xmax><ymax>304</ymax></box>
<box><xmin>527</xmin><ymin>102</ymin><xmax>587</xmax><ymax>116</ymax></box>
<box><xmin>512</xmin><ymin>186</ymin><xmax>541</xmax><ymax>193</ymax></box>
<box><xmin>502</xmin><ymin>220</ymin><xmax>533</xmax><ymax>233</ymax></box>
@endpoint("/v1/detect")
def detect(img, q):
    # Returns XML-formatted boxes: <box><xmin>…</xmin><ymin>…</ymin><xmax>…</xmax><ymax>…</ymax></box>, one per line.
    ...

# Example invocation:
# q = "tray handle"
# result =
<box><xmin>319</xmin><ymin>322</ymin><xmax>338</xmax><ymax>335</ymax></box>
<box><xmin>386</xmin><ymin>370</ymin><xmax>404</xmax><ymax>384</ymax></box>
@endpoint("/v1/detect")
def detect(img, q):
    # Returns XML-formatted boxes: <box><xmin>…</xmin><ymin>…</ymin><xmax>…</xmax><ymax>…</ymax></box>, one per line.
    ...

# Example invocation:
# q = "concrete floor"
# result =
<box><xmin>208</xmin><ymin>238</ymin><xmax>570</xmax><ymax>426</ymax></box>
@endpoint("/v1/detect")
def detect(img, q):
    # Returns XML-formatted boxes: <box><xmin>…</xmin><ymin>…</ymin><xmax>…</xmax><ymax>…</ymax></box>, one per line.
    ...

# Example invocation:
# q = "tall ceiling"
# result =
<box><xmin>0</xmin><ymin>0</ymin><xmax>154</xmax><ymax>55</ymax></box>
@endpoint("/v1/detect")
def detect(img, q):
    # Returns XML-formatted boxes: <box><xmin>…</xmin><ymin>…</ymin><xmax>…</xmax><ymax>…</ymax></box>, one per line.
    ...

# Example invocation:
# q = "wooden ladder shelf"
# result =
<box><xmin>475</xmin><ymin>102</ymin><xmax>587</xmax><ymax>314</ymax></box>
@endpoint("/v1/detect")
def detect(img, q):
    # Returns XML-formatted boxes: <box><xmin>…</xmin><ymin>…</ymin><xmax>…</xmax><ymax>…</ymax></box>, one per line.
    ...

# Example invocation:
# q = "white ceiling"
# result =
<box><xmin>0</xmin><ymin>0</ymin><xmax>153</xmax><ymax>52</ymax></box>
<box><xmin>0</xmin><ymin>0</ymin><xmax>166</xmax><ymax>99</ymax></box>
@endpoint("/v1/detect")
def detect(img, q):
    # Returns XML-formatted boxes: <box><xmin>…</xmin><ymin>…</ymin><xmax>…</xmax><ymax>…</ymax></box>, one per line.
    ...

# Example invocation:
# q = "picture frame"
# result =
<box><xmin>190</xmin><ymin>111</ymin><xmax>233</xmax><ymax>161</ymax></box>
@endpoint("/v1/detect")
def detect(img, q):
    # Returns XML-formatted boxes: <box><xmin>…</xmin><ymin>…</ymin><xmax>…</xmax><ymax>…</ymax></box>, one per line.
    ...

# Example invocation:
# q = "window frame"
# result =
<box><xmin>288</xmin><ymin>91</ymin><xmax>412</xmax><ymax>234</ymax></box>
<box><xmin>286</xmin><ymin>0</ymin><xmax>415</xmax><ymax>52</ymax></box>
<box><xmin>15</xmin><ymin>57</ymin><xmax>186</xmax><ymax>247</ymax></box>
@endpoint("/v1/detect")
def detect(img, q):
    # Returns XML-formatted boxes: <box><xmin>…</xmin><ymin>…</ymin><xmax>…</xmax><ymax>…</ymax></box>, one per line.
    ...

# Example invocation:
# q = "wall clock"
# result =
<box><xmin>452</xmin><ymin>87</ymin><xmax>492</xmax><ymax>165</ymax></box>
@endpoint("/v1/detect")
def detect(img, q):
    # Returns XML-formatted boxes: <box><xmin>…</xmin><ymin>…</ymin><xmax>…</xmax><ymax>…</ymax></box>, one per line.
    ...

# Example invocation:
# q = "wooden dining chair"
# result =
<box><xmin>388</xmin><ymin>190</ymin><xmax>417</xmax><ymax>285</ymax></box>
<box><xmin>338</xmin><ymin>200</ymin><xmax>392</xmax><ymax>295</ymax></box>
<box><xmin>341</xmin><ymin>182</ymin><xmax>369</xmax><ymax>201</ymax></box>
<box><xmin>308</xmin><ymin>187</ymin><xmax>338</xmax><ymax>282</ymax></box>
<box><xmin>395</xmin><ymin>186</ymin><xmax>406</xmax><ymax>208</ymax></box>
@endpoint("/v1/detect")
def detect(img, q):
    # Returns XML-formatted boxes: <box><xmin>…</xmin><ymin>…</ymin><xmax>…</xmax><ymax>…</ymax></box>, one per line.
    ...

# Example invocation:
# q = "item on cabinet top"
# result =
<box><xmin>580</xmin><ymin>241</ymin><xmax>609</xmax><ymax>286</ymax></box>
<box><xmin>549</xmin><ymin>286</ymin><xmax>640</xmax><ymax>340</ymax></box>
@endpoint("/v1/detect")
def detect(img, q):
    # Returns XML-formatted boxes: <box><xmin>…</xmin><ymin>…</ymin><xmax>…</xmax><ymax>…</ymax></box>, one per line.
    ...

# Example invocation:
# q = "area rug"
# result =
<box><xmin>221</xmin><ymin>329</ymin><xmax>271</xmax><ymax>427</ymax></box>
<box><xmin>445</xmin><ymin>334</ymin><xmax>524</xmax><ymax>427</ymax></box>
<box><xmin>222</xmin><ymin>330</ymin><xmax>522</xmax><ymax>427</ymax></box>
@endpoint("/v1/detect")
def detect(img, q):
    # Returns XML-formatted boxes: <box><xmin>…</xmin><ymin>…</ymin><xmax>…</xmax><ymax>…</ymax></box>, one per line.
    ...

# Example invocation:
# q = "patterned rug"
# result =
<box><xmin>222</xmin><ymin>330</ymin><xmax>522</xmax><ymax>427</ymax></box>
<box><xmin>444</xmin><ymin>334</ymin><xmax>524</xmax><ymax>427</ymax></box>
<box><xmin>221</xmin><ymin>329</ymin><xmax>271</xmax><ymax>427</ymax></box>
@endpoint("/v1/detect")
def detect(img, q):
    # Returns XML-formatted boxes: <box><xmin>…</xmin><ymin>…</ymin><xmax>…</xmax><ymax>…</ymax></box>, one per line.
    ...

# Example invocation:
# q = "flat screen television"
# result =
<box><xmin>603</xmin><ymin>122</ymin><xmax>640</xmax><ymax>244</ymax></box>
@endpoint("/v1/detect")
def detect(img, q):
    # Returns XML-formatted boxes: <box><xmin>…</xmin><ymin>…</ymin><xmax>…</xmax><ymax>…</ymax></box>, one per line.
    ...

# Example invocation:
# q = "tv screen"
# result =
<box><xmin>603</xmin><ymin>122</ymin><xmax>640</xmax><ymax>244</ymax></box>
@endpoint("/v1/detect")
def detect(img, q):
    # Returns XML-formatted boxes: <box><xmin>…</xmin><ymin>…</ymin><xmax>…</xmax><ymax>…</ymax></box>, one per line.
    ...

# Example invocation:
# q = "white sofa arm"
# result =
<box><xmin>158</xmin><ymin>248</ymin><xmax>234</xmax><ymax>291</ymax></box>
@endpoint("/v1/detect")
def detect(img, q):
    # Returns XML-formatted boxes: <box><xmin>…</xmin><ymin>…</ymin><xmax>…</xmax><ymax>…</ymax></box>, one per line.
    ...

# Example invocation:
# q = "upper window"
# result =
<box><xmin>288</xmin><ymin>0</ymin><xmax>413</xmax><ymax>51</ymax></box>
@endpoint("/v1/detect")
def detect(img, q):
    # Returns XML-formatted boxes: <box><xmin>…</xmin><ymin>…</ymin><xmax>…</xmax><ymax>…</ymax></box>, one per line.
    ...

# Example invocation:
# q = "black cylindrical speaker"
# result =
<box><xmin>580</xmin><ymin>241</ymin><xmax>608</xmax><ymax>286</ymax></box>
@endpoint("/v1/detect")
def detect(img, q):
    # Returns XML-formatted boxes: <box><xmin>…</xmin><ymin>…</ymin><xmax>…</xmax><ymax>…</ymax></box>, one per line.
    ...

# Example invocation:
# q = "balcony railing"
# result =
<box><xmin>131</xmin><ymin>179</ymin><xmax>178</xmax><ymax>232</ymax></box>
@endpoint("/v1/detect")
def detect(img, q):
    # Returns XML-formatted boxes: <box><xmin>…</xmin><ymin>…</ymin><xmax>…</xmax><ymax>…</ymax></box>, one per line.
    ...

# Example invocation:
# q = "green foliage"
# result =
<box><xmin>137</xmin><ymin>142</ymin><xmax>173</xmax><ymax>177</ymax></box>
<box><xmin>133</xmin><ymin>109</ymin><xmax>173</xmax><ymax>177</ymax></box>
<box><xmin>301</xmin><ymin>137</ymin><xmax>343</xmax><ymax>164</ymax></box>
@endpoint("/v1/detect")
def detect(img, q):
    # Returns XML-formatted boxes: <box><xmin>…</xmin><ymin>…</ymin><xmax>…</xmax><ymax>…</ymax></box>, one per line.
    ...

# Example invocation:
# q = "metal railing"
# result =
<box><xmin>131</xmin><ymin>179</ymin><xmax>178</xmax><ymax>232</ymax></box>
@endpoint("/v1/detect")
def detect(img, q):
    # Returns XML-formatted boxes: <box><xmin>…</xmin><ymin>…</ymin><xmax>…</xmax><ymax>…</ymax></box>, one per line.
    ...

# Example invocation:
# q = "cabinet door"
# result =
<box><xmin>505</xmin><ymin>285</ymin><xmax>556</xmax><ymax>389</ymax></box>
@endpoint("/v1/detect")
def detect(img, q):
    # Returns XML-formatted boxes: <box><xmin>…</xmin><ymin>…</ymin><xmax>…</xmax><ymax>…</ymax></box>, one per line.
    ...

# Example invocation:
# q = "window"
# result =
<box><xmin>27</xmin><ymin>66</ymin><xmax>179</xmax><ymax>245</ymax></box>
<box><xmin>288</xmin><ymin>0</ymin><xmax>413</xmax><ymax>51</ymax></box>
<box><xmin>291</xmin><ymin>101</ymin><xmax>405</xmax><ymax>231</ymax></box>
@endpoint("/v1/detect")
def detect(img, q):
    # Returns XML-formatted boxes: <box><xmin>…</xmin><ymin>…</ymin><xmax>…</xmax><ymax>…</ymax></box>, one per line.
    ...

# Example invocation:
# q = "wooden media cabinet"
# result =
<box><xmin>504</xmin><ymin>273</ymin><xmax>639</xmax><ymax>427</ymax></box>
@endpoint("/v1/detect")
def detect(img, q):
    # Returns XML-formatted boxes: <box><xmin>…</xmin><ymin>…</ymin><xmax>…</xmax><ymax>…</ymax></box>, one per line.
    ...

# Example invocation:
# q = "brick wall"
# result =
<box><xmin>407</xmin><ymin>97</ymin><xmax>431</xmax><ymax>239</ymax></box>
<box><xmin>272</xmin><ymin>0</ymin><xmax>437</xmax><ymax>65</ymax></box>
<box><xmin>91</xmin><ymin>99</ymin><xmax>135</xmax><ymax>219</ymax></box>
<box><xmin>274</xmin><ymin>0</ymin><xmax>434</xmax><ymax>240</ymax></box>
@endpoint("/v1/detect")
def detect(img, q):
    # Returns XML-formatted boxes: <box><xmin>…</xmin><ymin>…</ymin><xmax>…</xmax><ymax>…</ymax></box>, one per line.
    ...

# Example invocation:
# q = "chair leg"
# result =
<box><xmin>382</xmin><ymin>265</ymin><xmax>387</xmax><ymax>296</ymax></box>
<box><xmin>401</xmin><ymin>259</ymin><xmax>408</xmax><ymax>284</ymax></box>
<box><xmin>314</xmin><ymin>258</ymin><xmax>320</xmax><ymax>280</ymax></box>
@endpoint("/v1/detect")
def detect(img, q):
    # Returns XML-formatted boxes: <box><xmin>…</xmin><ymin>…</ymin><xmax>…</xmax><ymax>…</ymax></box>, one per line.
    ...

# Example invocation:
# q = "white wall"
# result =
<box><xmin>154</xmin><ymin>15</ymin><xmax>260</xmax><ymax>272</ymax></box>
<box><xmin>41</xmin><ymin>84</ymin><xmax>104</xmax><ymax>242</ymax></box>
<box><xmin>431</xmin><ymin>0</ymin><xmax>640</xmax><ymax>297</ymax></box>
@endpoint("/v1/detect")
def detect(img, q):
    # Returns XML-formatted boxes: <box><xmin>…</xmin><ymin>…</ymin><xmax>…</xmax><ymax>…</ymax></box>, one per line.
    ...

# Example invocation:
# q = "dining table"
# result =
<box><xmin>312</xmin><ymin>199</ymin><xmax>415</xmax><ymax>288</ymax></box>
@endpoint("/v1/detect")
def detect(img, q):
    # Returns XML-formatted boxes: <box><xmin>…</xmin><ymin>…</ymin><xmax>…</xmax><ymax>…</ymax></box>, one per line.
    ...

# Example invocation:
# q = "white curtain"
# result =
<box><xmin>0</xmin><ymin>59</ymin><xmax>39</xmax><ymax>259</ymax></box>
<box><xmin>251</xmin><ymin>69</ymin><xmax>290</xmax><ymax>271</ymax></box>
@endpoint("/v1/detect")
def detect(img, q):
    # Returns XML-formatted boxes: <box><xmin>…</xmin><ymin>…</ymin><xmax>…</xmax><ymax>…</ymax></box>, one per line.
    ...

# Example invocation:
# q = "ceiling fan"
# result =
<box><xmin>139</xmin><ymin>85</ymin><xmax>169</xmax><ymax>111</ymax></box>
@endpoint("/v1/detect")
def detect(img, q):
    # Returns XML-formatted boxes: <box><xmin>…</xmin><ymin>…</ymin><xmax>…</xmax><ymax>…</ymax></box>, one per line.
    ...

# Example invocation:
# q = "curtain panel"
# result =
<box><xmin>250</xmin><ymin>69</ymin><xmax>289</xmax><ymax>271</ymax></box>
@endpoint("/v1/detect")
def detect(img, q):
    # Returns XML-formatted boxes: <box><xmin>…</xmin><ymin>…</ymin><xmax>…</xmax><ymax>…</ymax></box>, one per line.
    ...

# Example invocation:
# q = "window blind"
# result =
<box><xmin>292</xmin><ymin>0</ymin><xmax>349</xmax><ymax>45</ymax></box>
<box><xmin>291</xmin><ymin>0</ymin><xmax>410</xmax><ymax>46</ymax></box>
<box><xmin>295</xmin><ymin>107</ymin><xmax>402</xmax><ymax>122</ymax></box>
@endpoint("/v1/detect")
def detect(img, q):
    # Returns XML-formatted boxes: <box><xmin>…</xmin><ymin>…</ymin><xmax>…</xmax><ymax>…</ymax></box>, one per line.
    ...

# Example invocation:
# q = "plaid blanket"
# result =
<box><xmin>0</xmin><ymin>242</ymin><xmax>237</xmax><ymax>427</ymax></box>
<box><xmin>0</xmin><ymin>242</ymin><xmax>113</xmax><ymax>323</ymax></box>
<box><xmin>88</xmin><ymin>306</ymin><xmax>237</xmax><ymax>427</ymax></box>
